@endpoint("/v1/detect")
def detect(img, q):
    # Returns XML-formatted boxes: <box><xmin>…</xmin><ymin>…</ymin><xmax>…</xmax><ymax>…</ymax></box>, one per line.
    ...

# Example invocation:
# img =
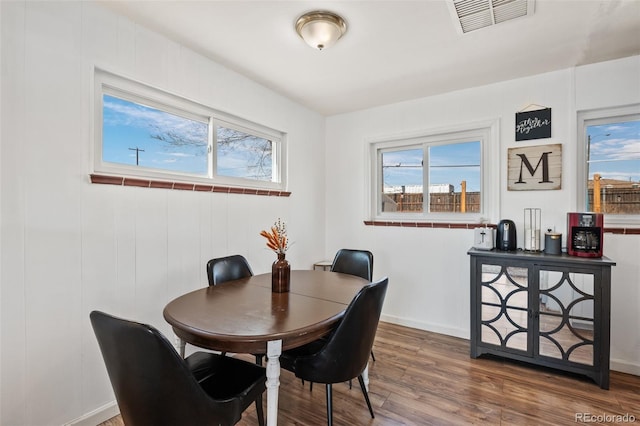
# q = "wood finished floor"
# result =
<box><xmin>99</xmin><ymin>322</ymin><xmax>640</xmax><ymax>425</ymax></box>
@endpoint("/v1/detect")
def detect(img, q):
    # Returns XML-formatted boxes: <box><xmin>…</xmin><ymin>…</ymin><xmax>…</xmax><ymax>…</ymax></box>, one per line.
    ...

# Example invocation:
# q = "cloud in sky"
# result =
<box><xmin>103</xmin><ymin>96</ymin><xmax>207</xmax><ymax>145</ymax></box>
<box><xmin>590</xmin><ymin>138</ymin><xmax>640</xmax><ymax>161</ymax></box>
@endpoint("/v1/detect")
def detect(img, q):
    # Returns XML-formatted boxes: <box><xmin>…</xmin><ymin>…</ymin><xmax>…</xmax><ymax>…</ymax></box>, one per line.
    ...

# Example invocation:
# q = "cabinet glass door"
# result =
<box><xmin>538</xmin><ymin>268</ymin><xmax>595</xmax><ymax>365</ymax></box>
<box><xmin>480</xmin><ymin>264</ymin><xmax>529</xmax><ymax>352</ymax></box>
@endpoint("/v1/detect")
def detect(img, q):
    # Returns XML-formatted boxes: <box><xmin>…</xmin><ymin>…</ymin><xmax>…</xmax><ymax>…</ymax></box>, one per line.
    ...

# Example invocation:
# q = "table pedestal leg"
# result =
<box><xmin>178</xmin><ymin>338</ymin><xmax>186</xmax><ymax>358</ymax></box>
<box><xmin>266</xmin><ymin>339</ymin><xmax>282</xmax><ymax>426</ymax></box>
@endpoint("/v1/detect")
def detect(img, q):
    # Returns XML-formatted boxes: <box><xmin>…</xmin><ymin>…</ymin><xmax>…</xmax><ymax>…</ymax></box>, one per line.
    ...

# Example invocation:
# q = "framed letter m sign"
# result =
<box><xmin>508</xmin><ymin>144</ymin><xmax>562</xmax><ymax>191</ymax></box>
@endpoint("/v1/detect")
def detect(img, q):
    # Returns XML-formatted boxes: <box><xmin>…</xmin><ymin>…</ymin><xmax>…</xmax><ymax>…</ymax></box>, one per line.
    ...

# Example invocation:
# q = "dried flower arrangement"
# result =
<box><xmin>260</xmin><ymin>218</ymin><xmax>289</xmax><ymax>255</ymax></box>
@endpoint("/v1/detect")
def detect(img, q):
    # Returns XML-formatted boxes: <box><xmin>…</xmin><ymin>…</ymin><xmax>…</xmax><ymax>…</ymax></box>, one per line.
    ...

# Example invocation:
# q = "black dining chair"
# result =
<box><xmin>90</xmin><ymin>310</ymin><xmax>266</xmax><ymax>426</ymax></box>
<box><xmin>330</xmin><ymin>249</ymin><xmax>376</xmax><ymax>362</ymax></box>
<box><xmin>331</xmin><ymin>249</ymin><xmax>373</xmax><ymax>282</ymax></box>
<box><xmin>279</xmin><ymin>277</ymin><xmax>389</xmax><ymax>426</ymax></box>
<box><xmin>207</xmin><ymin>254</ymin><xmax>263</xmax><ymax>366</ymax></box>
<box><xmin>207</xmin><ymin>254</ymin><xmax>254</xmax><ymax>286</ymax></box>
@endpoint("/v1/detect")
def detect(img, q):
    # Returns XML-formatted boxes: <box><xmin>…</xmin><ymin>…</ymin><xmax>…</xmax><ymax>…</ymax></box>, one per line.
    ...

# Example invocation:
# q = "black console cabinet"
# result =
<box><xmin>468</xmin><ymin>248</ymin><xmax>615</xmax><ymax>389</ymax></box>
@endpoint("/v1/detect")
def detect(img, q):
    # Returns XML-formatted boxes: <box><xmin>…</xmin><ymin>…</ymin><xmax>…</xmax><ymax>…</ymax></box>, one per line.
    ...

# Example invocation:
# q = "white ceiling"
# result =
<box><xmin>98</xmin><ymin>0</ymin><xmax>640</xmax><ymax>116</ymax></box>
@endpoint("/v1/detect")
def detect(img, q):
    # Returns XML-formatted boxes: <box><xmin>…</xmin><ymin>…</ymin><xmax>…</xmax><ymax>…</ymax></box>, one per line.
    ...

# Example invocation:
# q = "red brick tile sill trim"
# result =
<box><xmin>363</xmin><ymin>220</ymin><xmax>495</xmax><ymax>229</ymax></box>
<box><xmin>90</xmin><ymin>174</ymin><xmax>291</xmax><ymax>197</ymax></box>
<box><xmin>363</xmin><ymin>220</ymin><xmax>640</xmax><ymax>235</ymax></box>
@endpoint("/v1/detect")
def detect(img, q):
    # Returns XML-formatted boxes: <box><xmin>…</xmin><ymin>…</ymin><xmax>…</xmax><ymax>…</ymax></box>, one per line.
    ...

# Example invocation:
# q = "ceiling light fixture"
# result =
<box><xmin>295</xmin><ymin>11</ymin><xmax>347</xmax><ymax>51</ymax></box>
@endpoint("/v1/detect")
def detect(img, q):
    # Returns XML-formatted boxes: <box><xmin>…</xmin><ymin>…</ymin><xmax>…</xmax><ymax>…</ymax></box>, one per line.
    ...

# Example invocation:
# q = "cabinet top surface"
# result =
<box><xmin>467</xmin><ymin>247</ymin><xmax>616</xmax><ymax>266</ymax></box>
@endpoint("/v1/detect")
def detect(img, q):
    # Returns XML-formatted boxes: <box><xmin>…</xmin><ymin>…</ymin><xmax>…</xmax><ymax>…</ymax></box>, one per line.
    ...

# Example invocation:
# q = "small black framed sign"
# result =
<box><xmin>515</xmin><ymin>107</ymin><xmax>551</xmax><ymax>141</ymax></box>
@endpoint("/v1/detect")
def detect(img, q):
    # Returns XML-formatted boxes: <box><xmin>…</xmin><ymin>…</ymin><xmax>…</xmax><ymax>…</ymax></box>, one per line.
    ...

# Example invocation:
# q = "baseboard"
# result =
<box><xmin>611</xmin><ymin>358</ymin><xmax>640</xmax><ymax>376</ymax></box>
<box><xmin>64</xmin><ymin>401</ymin><xmax>119</xmax><ymax>426</ymax></box>
<box><xmin>380</xmin><ymin>315</ymin><xmax>639</xmax><ymax>377</ymax></box>
<box><xmin>380</xmin><ymin>313</ymin><xmax>469</xmax><ymax>340</ymax></box>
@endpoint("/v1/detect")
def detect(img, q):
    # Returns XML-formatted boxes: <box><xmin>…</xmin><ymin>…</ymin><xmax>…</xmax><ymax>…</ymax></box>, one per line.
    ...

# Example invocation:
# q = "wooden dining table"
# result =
<box><xmin>163</xmin><ymin>269</ymin><xmax>369</xmax><ymax>426</ymax></box>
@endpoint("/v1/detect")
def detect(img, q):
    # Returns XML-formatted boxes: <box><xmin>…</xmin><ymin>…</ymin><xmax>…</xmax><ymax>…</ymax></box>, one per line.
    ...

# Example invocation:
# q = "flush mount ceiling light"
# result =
<box><xmin>295</xmin><ymin>11</ymin><xmax>347</xmax><ymax>51</ymax></box>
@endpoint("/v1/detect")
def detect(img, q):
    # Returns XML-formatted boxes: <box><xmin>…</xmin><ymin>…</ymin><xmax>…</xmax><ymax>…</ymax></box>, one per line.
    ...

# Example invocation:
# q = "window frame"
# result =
<box><xmin>368</xmin><ymin>120</ymin><xmax>499</xmax><ymax>223</ymax></box>
<box><xmin>577</xmin><ymin>104</ymin><xmax>640</xmax><ymax>227</ymax></box>
<box><xmin>93</xmin><ymin>68</ymin><xmax>287</xmax><ymax>191</ymax></box>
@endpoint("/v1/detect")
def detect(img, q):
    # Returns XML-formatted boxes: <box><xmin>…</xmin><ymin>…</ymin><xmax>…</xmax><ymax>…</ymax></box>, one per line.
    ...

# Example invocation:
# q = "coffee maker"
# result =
<box><xmin>496</xmin><ymin>219</ymin><xmax>517</xmax><ymax>251</ymax></box>
<box><xmin>567</xmin><ymin>212</ymin><xmax>603</xmax><ymax>258</ymax></box>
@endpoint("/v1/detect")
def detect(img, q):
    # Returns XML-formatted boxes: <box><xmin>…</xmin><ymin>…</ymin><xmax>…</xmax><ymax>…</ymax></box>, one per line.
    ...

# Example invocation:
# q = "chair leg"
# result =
<box><xmin>325</xmin><ymin>383</ymin><xmax>333</xmax><ymax>426</ymax></box>
<box><xmin>301</xmin><ymin>379</ymin><xmax>314</xmax><ymax>391</ymax></box>
<box><xmin>255</xmin><ymin>354</ymin><xmax>263</xmax><ymax>366</ymax></box>
<box><xmin>256</xmin><ymin>394</ymin><xmax>265</xmax><ymax>426</ymax></box>
<box><xmin>357</xmin><ymin>374</ymin><xmax>375</xmax><ymax>419</ymax></box>
<box><xmin>370</xmin><ymin>350</ymin><xmax>376</xmax><ymax>362</ymax></box>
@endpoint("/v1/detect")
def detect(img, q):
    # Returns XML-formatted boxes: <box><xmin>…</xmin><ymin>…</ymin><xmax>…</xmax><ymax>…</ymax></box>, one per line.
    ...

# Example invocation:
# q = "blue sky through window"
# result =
<box><xmin>102</xmin><ymin>95</ymin><xmax>208</xmax><ymax>174</ymax></box>
<box><xmin>382</xmin><ymin>141</ymin><xmax>481</xmax><ymax>192</ymax></box>
<box><xmin>216</xmin><ymin>126</ymin><xmax>272</xmax><ymax>181</ymax></box>
<box><xmin>382</xmin><ymin>148</ymin><xmax>423</xmax><ymax>188</ymax></box>
<box><xmin>587</xmin><ymin>120</ymin><xmax>640</xmax><ymax>183</ymax></box>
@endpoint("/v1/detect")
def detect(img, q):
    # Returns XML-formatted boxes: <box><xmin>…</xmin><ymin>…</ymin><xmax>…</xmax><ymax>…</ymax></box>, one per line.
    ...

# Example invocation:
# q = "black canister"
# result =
<box><xmin>544</xmin><ymin>232</ymin><xmax>562</xmax><ymax>255</ymax></box>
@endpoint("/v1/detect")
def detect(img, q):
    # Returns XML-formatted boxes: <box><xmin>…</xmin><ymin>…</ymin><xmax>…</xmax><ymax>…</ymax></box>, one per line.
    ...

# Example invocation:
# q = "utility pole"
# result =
<box><xmin>129</xmin><ymin>147</ymin><xmax>145</xmax><ymax>165</ymax></box>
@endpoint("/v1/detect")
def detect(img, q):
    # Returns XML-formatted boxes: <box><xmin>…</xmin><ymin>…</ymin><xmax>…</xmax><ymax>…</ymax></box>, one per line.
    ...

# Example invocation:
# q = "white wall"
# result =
<box><xmin>0</xmin><ymin>2</ymin><xmax>326</xmax><ymax>425</ymax></box>
<box><xmin>1</xmin><ymin>2</ymin><xmax>638</xmax><ymax>425</ymax></box>
<box><xmin>325</xmin><ymin>56</ymin><xmax>640</xmax><ymax>374</ymax></box>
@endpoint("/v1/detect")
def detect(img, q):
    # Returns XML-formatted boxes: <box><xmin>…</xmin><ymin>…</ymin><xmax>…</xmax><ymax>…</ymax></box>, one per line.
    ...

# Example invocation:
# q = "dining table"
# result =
<box><xmin>163</xmin><ymin>269</ymin><xmax>369</xmax><ymax>426</ymax></box>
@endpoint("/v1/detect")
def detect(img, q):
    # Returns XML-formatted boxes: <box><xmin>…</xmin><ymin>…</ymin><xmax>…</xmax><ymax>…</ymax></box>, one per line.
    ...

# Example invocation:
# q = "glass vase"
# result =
<box><xmin>272</xmin><ymin>253</ymin><xmax>290</xmax><ymax>293</ymax></box>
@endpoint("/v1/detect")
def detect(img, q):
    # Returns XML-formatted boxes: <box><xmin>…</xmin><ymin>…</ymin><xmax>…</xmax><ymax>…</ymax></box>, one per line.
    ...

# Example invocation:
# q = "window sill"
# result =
<box><xmin>90</xmin><ymin>174</ymin><xmax>291</xmax><ymax>197</ymax></box>
<box><xmin>604</xmin><ymin>227</ymin><xmax>640</xmax><ymax>235</ymax></box>
<box><xmin>364</xmin><ymin>220</ymin><xmax>639</xmax><ymax>234</ymax></box>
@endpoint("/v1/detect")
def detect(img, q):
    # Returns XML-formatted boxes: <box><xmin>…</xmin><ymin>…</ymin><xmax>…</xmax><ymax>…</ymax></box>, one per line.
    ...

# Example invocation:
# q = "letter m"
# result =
<box><xmin>516</xmin><ymin>151</ymin><xmax>553</xmax><ymax>184</ymax></box>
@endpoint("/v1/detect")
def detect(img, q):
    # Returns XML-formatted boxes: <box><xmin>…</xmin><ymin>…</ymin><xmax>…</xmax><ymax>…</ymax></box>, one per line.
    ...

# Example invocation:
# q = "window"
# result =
<box><xmin>577</xmin><ymin>105</ymin><xmax>640</xmax><ymax>226</ymax></box>
<box><xmin>94</xmin><ymin>69</ymin><xmax>285</xmax><ymax>190</ymax></box>
<box><xmin>370</xmin><ymin>122</ymin><xmax>498</xmax><ymax>222</ymax></box>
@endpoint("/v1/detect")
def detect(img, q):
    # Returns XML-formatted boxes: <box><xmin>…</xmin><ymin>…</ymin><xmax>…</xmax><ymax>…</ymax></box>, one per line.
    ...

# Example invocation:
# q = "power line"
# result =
<box><xmin>383</xmin><ymin>163</ymin><xmax>480</xmax><ymax>168</ymax></box>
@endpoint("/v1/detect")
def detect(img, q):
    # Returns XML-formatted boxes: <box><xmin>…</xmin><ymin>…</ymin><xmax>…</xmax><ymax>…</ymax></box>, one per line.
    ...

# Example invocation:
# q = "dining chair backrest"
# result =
<box><xmin>90</xmin><ymin>310</ymin><xmax>259</xmax><ymax>426</ymax></box>
<box><xmin>330</xmin><ymin>249</ymin><xmax>373</xmax><ymax>281</ymax></box>
<box><xmin>207</xmin><ymin>254</ymin><xmax>254</xmax><ymax>286</ymax></box>
<box><xmin>293</xmin><ymin>277</ymin><xmax>388</xmax><ymax>384</ymax></box>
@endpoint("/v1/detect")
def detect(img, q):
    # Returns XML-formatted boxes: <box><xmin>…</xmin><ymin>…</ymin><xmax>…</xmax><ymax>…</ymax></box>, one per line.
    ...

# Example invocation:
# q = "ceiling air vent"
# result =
<box><xmin>448</xmin><ymin>0</ymin><xmax>535</xmax><ymax>34</ymax></box>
